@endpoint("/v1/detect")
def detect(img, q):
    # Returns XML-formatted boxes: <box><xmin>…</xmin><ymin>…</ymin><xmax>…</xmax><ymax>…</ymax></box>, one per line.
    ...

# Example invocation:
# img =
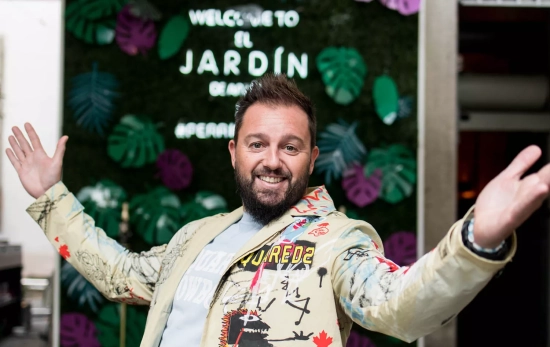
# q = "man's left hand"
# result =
<box><xmin>473</xmin><ymin>145</ymin><xmax>550</xmax><ymax>248</ymax></box>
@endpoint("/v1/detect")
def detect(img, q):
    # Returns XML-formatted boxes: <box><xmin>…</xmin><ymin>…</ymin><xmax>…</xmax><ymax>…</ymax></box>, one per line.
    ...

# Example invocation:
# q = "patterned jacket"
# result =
<box><xmin>27</xmin><ymin>182</ymin><xmax>516</xmax><ymax>347</ymax></box>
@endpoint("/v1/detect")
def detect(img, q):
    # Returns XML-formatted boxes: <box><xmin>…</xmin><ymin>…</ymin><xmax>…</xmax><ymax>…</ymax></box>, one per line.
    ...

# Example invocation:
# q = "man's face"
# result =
<box><xmin>228</xmin><ymin>103</ymin><xmax>319</xmax><ymax>225</ymax></box>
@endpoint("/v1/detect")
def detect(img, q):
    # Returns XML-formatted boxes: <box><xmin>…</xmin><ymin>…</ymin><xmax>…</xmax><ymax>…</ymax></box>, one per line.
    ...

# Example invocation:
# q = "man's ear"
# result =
<box><xmin>309</xmin><ymin>146</ymin><xmax>319</xmax><ymax>175</ymax></box>
<box><xmin>228</xmin><ymin>140</ymin><xmax>236</xmax><ymax>169</ymax></box>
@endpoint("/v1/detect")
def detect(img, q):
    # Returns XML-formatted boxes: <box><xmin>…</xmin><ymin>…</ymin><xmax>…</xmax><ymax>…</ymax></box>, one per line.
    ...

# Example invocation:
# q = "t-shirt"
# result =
<box><xmin>159</xmin><ymin>212</ymin><xmax>263</xmax><ymax>346</ymax></box>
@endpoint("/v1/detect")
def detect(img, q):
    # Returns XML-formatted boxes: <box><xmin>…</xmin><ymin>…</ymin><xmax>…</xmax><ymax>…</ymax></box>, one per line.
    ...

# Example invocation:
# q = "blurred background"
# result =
<box><xmin>0</xmin><ymin>0</ymin><xmax>548</xmax><ymax>346</ymax></box>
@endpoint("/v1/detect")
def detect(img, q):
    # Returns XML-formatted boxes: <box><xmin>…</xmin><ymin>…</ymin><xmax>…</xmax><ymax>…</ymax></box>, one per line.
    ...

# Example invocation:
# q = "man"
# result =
<box><xmin>6</xmin><ymin>74</ymin><xmax>550</xmax><ymax>346</ymax></box>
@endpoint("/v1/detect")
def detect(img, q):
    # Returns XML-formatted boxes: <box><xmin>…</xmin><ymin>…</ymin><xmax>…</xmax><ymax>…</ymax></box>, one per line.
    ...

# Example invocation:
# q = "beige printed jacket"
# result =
<box><xmin>27</xmin><ymin>182</ymin><xmax>516</xmax><ymax>347</ymax></box>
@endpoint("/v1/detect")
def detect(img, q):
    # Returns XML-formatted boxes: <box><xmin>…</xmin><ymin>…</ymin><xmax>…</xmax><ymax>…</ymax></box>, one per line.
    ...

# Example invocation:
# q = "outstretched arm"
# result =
<box><xmin>332</xmin><ymin>146</ymin><xmax>549</xmax><ymax>341</ymax></box>
<box><xmin>6</xmin><ymin>123</ymin><xmax>166</xmax><ymax>305</ymax></box>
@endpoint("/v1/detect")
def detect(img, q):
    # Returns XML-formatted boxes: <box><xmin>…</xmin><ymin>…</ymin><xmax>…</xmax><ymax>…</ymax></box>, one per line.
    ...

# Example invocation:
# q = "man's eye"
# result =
<box><xmin>251</xmin><ymin>143</ymin><xmax>262</xmax><ymax>149</ymax></box>
<box><xmin>286</xmin><ymin>145</ymin><xmax>297</xmax><ymax>152</ymax></box>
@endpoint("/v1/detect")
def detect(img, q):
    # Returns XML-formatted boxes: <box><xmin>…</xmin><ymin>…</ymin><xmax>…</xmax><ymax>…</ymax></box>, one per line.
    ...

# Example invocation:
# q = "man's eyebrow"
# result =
<box><xmin>243</xmin><ymin>133</ymin><xmax>268</xmax><ymax>142</ymax></box>
<box><xmin>281</xmin><ymin>134</ymin><xmax>306</xmax><ymax>147</ymax></box>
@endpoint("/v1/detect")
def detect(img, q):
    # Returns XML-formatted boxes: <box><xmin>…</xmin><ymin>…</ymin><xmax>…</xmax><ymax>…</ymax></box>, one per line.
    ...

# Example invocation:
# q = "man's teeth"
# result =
<box><xmin>259</xmin><ymin>176</ymin><xmax>283</xmax><ymax>183</ymax></box>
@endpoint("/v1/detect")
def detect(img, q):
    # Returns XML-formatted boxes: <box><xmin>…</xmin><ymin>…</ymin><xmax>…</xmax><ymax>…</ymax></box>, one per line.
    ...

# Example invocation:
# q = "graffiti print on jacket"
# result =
<box><xmin>238</xmin><ymin>240</ymin><xmax>316</xmax><ymax>272</ymax></box>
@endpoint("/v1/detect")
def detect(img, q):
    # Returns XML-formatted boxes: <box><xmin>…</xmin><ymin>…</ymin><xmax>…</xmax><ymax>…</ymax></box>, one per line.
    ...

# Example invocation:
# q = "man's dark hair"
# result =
<box><xmin>234</xmin><ymin>73</ymin><xmax>316</xmax><ymax>149</ymax></box>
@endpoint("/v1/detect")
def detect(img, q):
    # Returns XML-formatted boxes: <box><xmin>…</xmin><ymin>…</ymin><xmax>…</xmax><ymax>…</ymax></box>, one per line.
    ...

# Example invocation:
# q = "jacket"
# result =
<box><xmin>27</xmin><ymin>182</ymin><xmax>516</xmax><ymax>346</ymax></box>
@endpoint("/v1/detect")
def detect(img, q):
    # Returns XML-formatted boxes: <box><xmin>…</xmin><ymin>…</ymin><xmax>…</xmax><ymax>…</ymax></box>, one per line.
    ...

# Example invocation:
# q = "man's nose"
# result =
<box><xmin>262</xmin><ymin>147</ymin><xmax>282</xmax><ymax>170</ymax></box>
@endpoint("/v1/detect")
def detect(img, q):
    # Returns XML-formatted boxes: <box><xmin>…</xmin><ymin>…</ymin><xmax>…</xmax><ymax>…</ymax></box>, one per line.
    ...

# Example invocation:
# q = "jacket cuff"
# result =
<box><xmin>26</xmin><ymin>182</ymin><xmax>79</xmax><ymax>229</ymax></box>
<box><xmin>451</xmin><ymin>205</ymin><xmax>517</xmax><ymax>270</ymax></box>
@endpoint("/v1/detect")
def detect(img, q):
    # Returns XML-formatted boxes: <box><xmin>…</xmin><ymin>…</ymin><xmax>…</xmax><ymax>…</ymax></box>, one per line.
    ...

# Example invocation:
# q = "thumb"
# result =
<box><xmin>503</xmin><ymin>145</ymin><xmax>541</xmax><ymax>179</ymax></box>
<box><xmin>53</xmin><ymin>136</ymin><xmax>68</xmax><ymax>164</ymax></box>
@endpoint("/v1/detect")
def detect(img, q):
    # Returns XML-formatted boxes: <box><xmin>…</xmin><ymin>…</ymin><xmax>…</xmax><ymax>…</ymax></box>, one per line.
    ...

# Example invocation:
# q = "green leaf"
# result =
<box><xmin>181</xmin><ymin>191</ymin><xmax>228</xmax><ymax>225</ymax></box>
<box><xmin>95</xmin><ymin>303</ymin><xmax>147</xmax><ymax>347</ymax></box>
<box><xmin>158</xmin><ymin>15</ymin><xmax>190</xmax><ymax>60</ymax></box>
<box><xmin>65</xmin><ymin>1</ymin><xmax>115</xmax><ymax>45</ymax></box>
<box><xmin>364</xmin><ymin>144</ymin><xmax>417</xmax><ymax>204</ymax></box>
<box><xmin>61</xmin><ymin>261</ymin><xmax>104</xmax><ymax>313</ymax></box>
<box><xmin>128</xmin><ymin>0</ymin><xmax>162</xmax><ymax>21</ymax></box>
<box><xmin>77</xmin><ymin>0</ymin><xmax>127</xmax><ymax>20</ymax></box>
<box><xmin>130</xmin><ymin>187</ymin><xmax>182</xmax><ymax>245</ymax></box>
<box><xmin>315</xmin><ymin>119</ymin><xmax>367</xmax><ymax>184</ymax></box>
<box><xmin>68</xmin><ymin>62</ymin><xmax>119</xmax><ymax>136</ymax></box>
<box><xmin>76</xmin><ymin>180</ymin><xmax>127</xmax><ymax>238</ymax></box>
<box><xmin>107</xmin><ymin>115</ymin><xmax>165</xmax><ymax>168</ymax></box>
<box><xmin>373</xmin><ymin>75</ymin><xmax>400</xmax><ymax>125</ymax></box>
<box><xmin>316</xmin><ymin>47</ymin><xmax>367</xmax><ymax>105</ymax></box>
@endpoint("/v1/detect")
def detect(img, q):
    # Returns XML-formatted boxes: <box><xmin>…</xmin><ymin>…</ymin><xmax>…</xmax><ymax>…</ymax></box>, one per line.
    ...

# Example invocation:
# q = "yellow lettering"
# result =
<box><xmin>281</xmin><ymin>244</ymin><xmax>293</xmax><ymax>264</ymax></box>
<box><xmin>267</xmin><ymin>245</ymin><xmax>281</xmax><ymax>263</ymax></box>
<box><xmin>240</xmin><ymin>253</ymin><xmax>254</xmax><ymax>267</ymax></box>
<box><xmin>251</xmin><ymin>250</ymin><xmax>265</xmax><ymax>266</ymax></box>
<box><xmin>291</xmin><ymin>246</ymin><xmax>304</xmax><ymax>264</ymax></box>
<box><xmin>303</xmin><ymin>247</ymin><xmax>315</xmax><ymax>264</ymax></box>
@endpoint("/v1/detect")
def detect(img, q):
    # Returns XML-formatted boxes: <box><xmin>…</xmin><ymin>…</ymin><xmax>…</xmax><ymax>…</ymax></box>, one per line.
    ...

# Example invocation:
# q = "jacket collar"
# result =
<box><xmin>288</xmin><ymin>185</ymin><xmax>336</xmax><ymax>217</ymax></box>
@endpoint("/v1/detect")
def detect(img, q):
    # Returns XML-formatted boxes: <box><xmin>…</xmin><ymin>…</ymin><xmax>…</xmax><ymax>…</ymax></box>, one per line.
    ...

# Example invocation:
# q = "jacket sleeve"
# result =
<box><xmin>330</xmin><ymin>209</ymin><xmax>517</xmax><ymax>342</ymax></box>
<box><xmin>26</xmin><ymin>182</ymin><xmax>167</xmax><ymax>305</ymax></box>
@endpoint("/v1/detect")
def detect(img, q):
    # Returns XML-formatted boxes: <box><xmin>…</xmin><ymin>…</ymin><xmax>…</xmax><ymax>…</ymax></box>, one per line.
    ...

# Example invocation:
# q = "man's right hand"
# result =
<box><xmin>6</xmin><ymin>123</ymin><xmax>68</xmax><ymax>199</ymax></box>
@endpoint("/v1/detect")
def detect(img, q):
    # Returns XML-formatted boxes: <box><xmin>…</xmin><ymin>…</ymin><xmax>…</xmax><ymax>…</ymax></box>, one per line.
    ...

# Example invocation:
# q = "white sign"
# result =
<box><xmin>180</xmin><ymin>8</ymin><xmax>308</xmax><ymax>98</ymax></box>
<box><xmin>175</xmin><ymin>122</ymin><xmax>235</xmax><ymax>139</ymax></box>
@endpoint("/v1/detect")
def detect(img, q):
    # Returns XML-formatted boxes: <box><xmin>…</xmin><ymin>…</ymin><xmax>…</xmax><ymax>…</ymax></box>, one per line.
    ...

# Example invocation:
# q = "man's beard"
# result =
<box><xmin>235</xmin><ymin>165</ymin><xmax>310</xmax><ymax>226</ymax></box>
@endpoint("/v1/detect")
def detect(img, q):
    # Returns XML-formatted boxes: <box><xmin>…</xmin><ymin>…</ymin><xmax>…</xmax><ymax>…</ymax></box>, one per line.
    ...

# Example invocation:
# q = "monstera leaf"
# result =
<box><xmin>342</xmin><ymin>164</ymin><xmax>381</xmax><ymax>207</ymax></box>
<box><xmin>158</xmin><ymin>15</ymin><xmax>190</xmax><ymax>60</ymax></box>
<box><xmin>128</xmin><ymin>0</ymin><xmax>162</xmax><ymax>20</ymax></box>
<box><xmin>156</xmin><ymin>149</ymin><xmax>193</xmax><ymax>190</ymax></box>
<box><xmin>61</xmin><ymin>313</ymin><xmax>101</xmax><ymax>347</ymax></box>
<box><xmin>65</xmin><ymin>2</ymin><xmax>115</xmax><ymax>45</ymax></box>
<box><xmin>315</xmin><ymin>120</ymin><xmax>367</xmax><ymax>184</ymax></box>
<box><xmin>107</xmin><ymin>115</ymin><xmax>165</xmax><ymax>168</ymax></box>
<box><xmin>180</xmin><ymin>191</ymin><xmax>228</xmax><ymax>225</ymax></box>
<box><xmin>76</xmin><ymin>180</ymin><xmax>127</xmax><ymax>238</ymax></box>
<box><xmin>68</xmin><ymin>63</ymin><xmax>119</xmax><ymax>136</ymax></box>
<box><xmin>61</xmin><ymin>261</ymin><xmax>104</xmax><ymax>313</ymax></box>
<box><xmin>316</xmin><ymin>47</ymin><xmax>367</xmax><ymax>105</ymax></box>
<box><xmin>383</xmin><ymin>231</ymin><xmax>416</xmax><ymax>266</ymax></box>
<box><xmin>364</xmin><ymin>144</ymin><xmax>416</xmax><ymax>204</ymax></box>
<box><xmin>116</xmin><ymin>5</ymin><xmax>157</xmax><ymax>55</ymax></box>
<box><xmin>380</xmin><ymin>0</ymin><xmax>420</xmax><ymax>15</ymax></box>
<box><xmin>130</xmin><ymin>187</ymin><xmax>182</xmax><ymax>245</ymax></box>
<box><xmin>78</xmin><ymin>0</ymin><xmax>127</xmax><ymax>20</ymax></box>
<box><xmin>373</xmin><ymin>75</ymin><xmax>400</xmax><ymax>125</ymax></box>
<box><xmin>95</xmin><ymin>304</ymin><xmax>147</xmax><ymax>347</ymax></box>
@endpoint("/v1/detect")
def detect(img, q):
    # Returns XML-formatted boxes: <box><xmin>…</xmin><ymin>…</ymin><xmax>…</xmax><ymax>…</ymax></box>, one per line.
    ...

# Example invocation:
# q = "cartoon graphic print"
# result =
<box><xmin>219</xmin><ymin>309</ymin><xmax>272</xmax><ymax>347</ymax></box>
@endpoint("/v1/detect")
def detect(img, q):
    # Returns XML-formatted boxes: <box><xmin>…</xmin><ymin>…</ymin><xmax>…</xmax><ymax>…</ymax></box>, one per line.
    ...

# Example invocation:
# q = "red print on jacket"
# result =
<box><xmin>59</xmin><ymin>245</ymin><xmax>71</xmax><ymax>259</ymax></box>
<box><xmin>309</xmin><ymin>223</ymin><xmax>330</xmax><ymax>237</ymax></box>
<box><xmin>375</xmin><ymin>256</ymin><xmax>399</xmax><ymax>272</ymax></box>
<box><xmin>313</xmin><ymin>330</ymin><xmax>333</xmax><ymax>347</ymax></box>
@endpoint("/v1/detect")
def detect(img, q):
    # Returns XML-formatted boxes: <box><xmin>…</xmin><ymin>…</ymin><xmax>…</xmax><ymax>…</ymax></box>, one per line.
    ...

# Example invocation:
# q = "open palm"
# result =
<box><xmin>6</xmin><ymin>123</ymin><xmax>68</xmax><ymax>199</ymax></box>
<box><xmin>474</xmin><ymin>146</ymin><xmax>550</xmax><ymax>248</ymax></box>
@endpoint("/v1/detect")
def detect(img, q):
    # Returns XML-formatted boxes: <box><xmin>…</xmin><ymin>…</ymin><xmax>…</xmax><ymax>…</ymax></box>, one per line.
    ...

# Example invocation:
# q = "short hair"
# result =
<box><xmin>234</xmin><ymin>73</ymin><xmax>316</xmax><ymax>149</ymax></box>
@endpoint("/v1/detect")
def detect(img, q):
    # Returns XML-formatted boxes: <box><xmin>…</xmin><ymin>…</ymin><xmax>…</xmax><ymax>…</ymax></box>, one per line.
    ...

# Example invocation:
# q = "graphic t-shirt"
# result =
<box><xmin>159</xmin><ymin>213</ymin><xmax>263</xmax><ymax>347</ymax></box>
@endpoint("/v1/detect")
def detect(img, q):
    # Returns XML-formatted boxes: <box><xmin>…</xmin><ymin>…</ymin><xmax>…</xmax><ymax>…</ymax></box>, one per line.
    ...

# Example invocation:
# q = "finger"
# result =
<box><xmin>24</xmin><ymin>123</ymin><xmax>44</xmax><ymax>152</ymax></box>
<box><xmin>5</xmin><ymin>149</ymin><xmax>21</xmax><ymax>171</ymax></box>
<box><xmin>537</xmin><ymin>163</ymin><xmax>550</xmax><ymax>186</ymax></box>
<box><xmin>8</xmin><ymin>135</ymin><xmax>25</xmax><ymax>161</ymax></box>
<box><xmin>12</xmin><ymin>126</ymin><xmax>33</xmax><ymax>154</ymax></box>
<box><xmin>503</xmin><ymin>145</ymin><xmax>542</xmax><ymax>179</ymax></box>
<box><xmin>53</xmin><ymin>136</ymin><xmax>68</xmax><ymax>164</ymax></box>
